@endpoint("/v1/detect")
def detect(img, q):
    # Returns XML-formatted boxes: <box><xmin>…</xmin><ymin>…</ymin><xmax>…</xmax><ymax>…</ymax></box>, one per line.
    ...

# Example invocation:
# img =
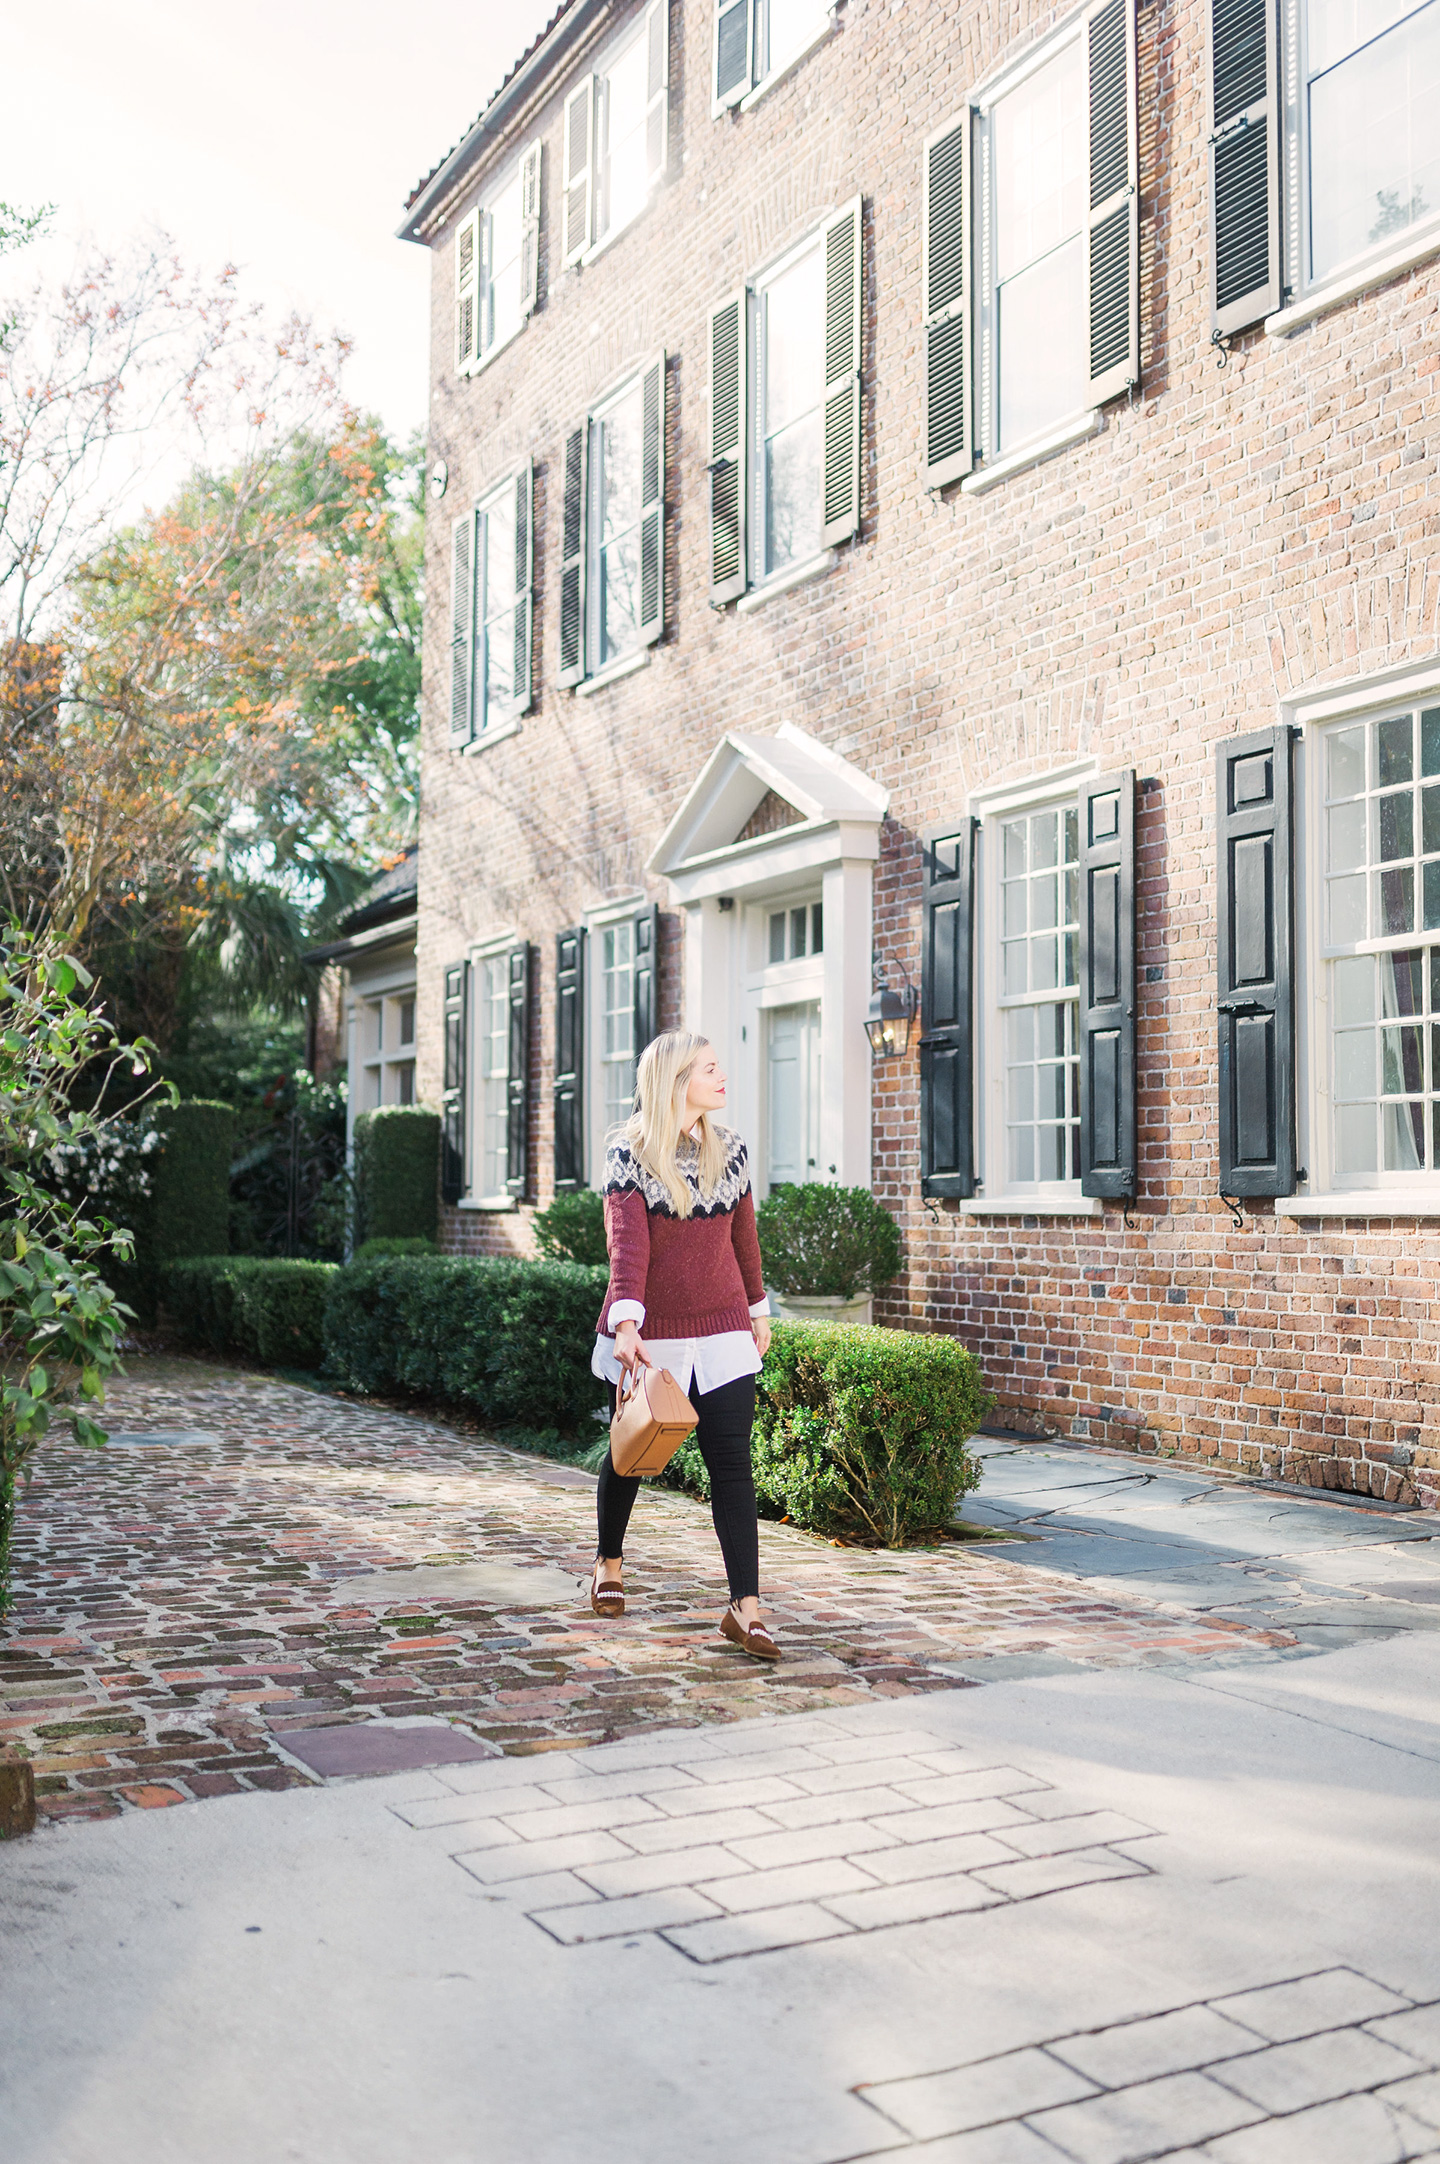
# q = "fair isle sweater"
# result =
<box><xmin>596</xmin><ymin>1130</ymin><xmax>766</xmax><ymax>1341</ymax></box>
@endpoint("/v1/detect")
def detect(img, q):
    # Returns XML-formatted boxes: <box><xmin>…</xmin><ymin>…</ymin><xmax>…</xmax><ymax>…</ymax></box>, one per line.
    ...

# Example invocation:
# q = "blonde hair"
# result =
<box><xmin>619</xmin><ymin>1029</ymin><xmax>728</xmax><ymax>1217</ymax></box>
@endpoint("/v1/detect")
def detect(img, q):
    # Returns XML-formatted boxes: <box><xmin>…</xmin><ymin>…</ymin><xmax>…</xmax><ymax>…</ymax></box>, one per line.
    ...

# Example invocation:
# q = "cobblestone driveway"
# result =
<box><xmin>1</xmin><ymin>1359</ymin><xmax>1294</xmax><ymax>1824</ymax></box>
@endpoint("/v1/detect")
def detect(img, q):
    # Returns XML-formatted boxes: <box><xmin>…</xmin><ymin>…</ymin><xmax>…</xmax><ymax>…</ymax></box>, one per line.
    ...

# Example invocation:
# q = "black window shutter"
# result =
<box><xmin>820</xmin><ymin>197</ymin><xmax>862</xmax><ymax>549</ymax></box>
<box><xmin>553</xmin><ymin>927</ymin><xmax>586</xmax><ymax>1190</ymax></box>
<box><xmin>1208</xmin><ymin>0</ymin><xmax>1281</xmax><ymax>337</ymax></box>
<box><xmin>708</xmin><ymin>291</ymin><xmax>747</xmax><ymax>605</ymax></box>
<box><xmin>505</xmin><ymin>944</ymin><xmax>531</xmax><ymax>1197</ymax></box>
<box><xmin>920</xmin><ymin>819</ymin><xmax>976</xmax><ymax>1198</ymax></box>
<box><xmin>638</xmin><ymin>352</ymin><xmax>666</xmax><ymax>644</ymax></box>
<box><xmin>1083</xmin><ymin>0</ymin><xmax>1139</xmax><ymax>407</ymax></box>
<box><xmin>713</xmin><ymin>0</ymin><xmax>752</xmax><ymax>108</ymax></box>
<box><xmin>1078</xmin><ymin>771</ymin><xmax>1136</xmax><ymax>1198</ymax></box>
<box><xmin>922</xmin><ymin>111</ymin><xmax>973</xmax><ymax>489</ymax></box>
<box><xmin>441</xmin><ymin>962</ymin><xmax>468</xmax><ymax>1205</ymax></box>
<box><xmin>556</xmin><ymin>424</ymin><xmax>587</xmax><ymax>687</ymax></box>
<box><xmin>633</xmin><ymin>903</ymin><xmax>659</xmax><ymax>1067</ymax></box>
<box><xmin>1217</xmin><ymin>726</ymin><xmax>1295</xmax><ymax>1195</ymax></box>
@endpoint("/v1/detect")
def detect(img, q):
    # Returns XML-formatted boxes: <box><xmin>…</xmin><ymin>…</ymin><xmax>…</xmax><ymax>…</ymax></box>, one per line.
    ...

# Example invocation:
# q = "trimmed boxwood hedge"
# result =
<box><xmin>161</xmin><ymin>1255</ymin><xmax>337</xmax><ymax>1370</ymax></box>
<box><xmin>149</xmin><ymin>1101</ymin><xmax>236</xmax><ymax>1266</ymax></box>
<box><xmin>352</xmin><ymin>1106</ymin><xmax>439</xmax><ymax>1245</ymax></box>
<box><xmin>323</xmin><ymin>1253</ymin><xmax>609</xmax><ymax>1435</ymax></box>
<box><xmin>747</xmin><ymin>1320</ymin><xmax>989</xmax><ymax>1545</ymax></box>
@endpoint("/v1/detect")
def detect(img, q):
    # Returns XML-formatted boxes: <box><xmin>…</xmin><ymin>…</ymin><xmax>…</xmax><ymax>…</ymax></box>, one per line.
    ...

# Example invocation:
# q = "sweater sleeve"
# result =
<box><xmin>602</xmin><ymin>1187</ymin><xmax>651</xmax><ymax>1330</ymax></box>
<box><xmin>730</xmin><ymin>1185</ymin><xmax>766</xmax><ymax>1309</ymax></box>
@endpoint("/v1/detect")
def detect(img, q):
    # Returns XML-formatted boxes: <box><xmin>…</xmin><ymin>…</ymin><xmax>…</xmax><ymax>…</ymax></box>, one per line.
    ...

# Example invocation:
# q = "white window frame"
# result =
<box><xmin>586</xmin><ymin>371</ymin><xmax>649</xmax><ymax>676</ymax></box>
<box><xmin>474</xmin><ymin>468</ymin><xmax>530</xmax><ymax>745</ymax></box>
<box><xmin>1278</xmin><ymin>0</ymin><xmax>1440</xmax><ymax>317</ymax></box>
<box><xmin>571</xmin><ymin>3</ymin><xmax>670</xmax><ymax>270</ymax></box>
<box><xmin>346</xmin><ymin>969</ymin><xmax>418</xmax><ymax>1161</ymax></box>
<box><xmin>713</xmin><ymin>0</ymin><xmax>838</xmax><ymax>117</ymax></box>
<box><xmin>454</xmin><ymin>141</ymin><xmax>541</xmax><ymax>380</ymax></box>
<box><xmin>1289</xmin><ymin>659</ymin><xmax>1440</xmax><ymax>1215</ymax></box>
<box><xmin>971</xmin><ymin>18</ymin><xmax>1090</xmax><ymax>472</ymax></box>
<box><xmin>584</xmin><ymin>895</ymin><xmax>646</xmax><ymax>1179</ymax></box>
<box><xmin>460</xmin><ymin>932</ymin><xmax>521</xmax><ymax>1211</ymax></box>
<box><xmin>970</xmin><ymin>763</ymin><xmax>1103</xmax><ymax>1216</ymax></box>
<box><xmin>747</xmin><ymin>224</ymin><xmax>829</xmax><ymax>595</ymax></box>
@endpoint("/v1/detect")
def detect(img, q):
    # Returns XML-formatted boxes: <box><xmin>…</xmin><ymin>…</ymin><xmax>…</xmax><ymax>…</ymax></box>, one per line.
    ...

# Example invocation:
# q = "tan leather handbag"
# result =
<box><xmin>609</xmin><ymin>1363</ymin><xmax>699</xmax><ymax>1477</ymax></box>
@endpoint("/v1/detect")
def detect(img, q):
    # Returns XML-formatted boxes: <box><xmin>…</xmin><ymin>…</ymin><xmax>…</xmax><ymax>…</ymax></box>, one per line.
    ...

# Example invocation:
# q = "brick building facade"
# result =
<box><xmin>400</xmin><ymin>0</ymin><xmax>1440</xmax><ymax>1506</ymax></box>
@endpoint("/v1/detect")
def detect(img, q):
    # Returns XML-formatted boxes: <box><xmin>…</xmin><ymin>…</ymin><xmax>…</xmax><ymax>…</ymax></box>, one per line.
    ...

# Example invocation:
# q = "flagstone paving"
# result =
<box><xmin>0</xmin><ymin>1358</ymin><xmax>1296</xmax><ymax>1825</ymax></box>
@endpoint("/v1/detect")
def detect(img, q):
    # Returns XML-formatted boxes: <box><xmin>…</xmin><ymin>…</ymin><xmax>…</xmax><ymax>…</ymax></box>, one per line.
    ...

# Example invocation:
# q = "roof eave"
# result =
<box><xmin>397</xmin><ymin>0</ymin><xmax>614</xmax><ymax>245</ymax></box>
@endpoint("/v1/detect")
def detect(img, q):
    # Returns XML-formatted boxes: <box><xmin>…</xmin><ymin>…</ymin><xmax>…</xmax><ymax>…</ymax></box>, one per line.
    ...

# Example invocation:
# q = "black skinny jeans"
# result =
<box><xmin>597</xmin><ymin>1372</ymin><xmax>759</xmax><ymax>1603</ymax></box>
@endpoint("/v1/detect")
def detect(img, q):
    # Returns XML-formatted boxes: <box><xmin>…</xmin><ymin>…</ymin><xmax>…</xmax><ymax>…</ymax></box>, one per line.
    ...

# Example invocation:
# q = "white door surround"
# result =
<box><xmin>647</xmin><ymin>723</ymin><xmax>888</xmax><ymax>1189</ymax></box>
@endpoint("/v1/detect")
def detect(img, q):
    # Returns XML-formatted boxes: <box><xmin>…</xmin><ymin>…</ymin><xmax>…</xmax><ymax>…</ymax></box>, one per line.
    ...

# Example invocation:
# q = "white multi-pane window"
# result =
<box><xmin>589</xmin><ymin>378</ymin><xmax>646</xmax><ymax>669</ymax></box>
<box><xmin>1323</xmin><ymin>705</ymin><xmax>1440</xmax><ymax>1181</ymax></box>
<box><xmin>562</xmin><ymin>2</ymin><xmax>668</xmax><ymax>266</ymax></box>
<box><xmin>996</xmin><ymin>803</ymin><xmax>1081</xmax><ymax>1186</ymax></box>
<box><xmin>990</xmin><ymin>37</ymin><xmax>1086</xmax><ymax>451</ymax></box>
<box><xmin>478</xmin><ymin>956</ymin><xmax>510</xmax><ymax>1200</ymax></box>
<box><xmin>453</xmin><ymin>144</ymin><xmax>540</xmax><ymax>376</ymax></box>
<box><xmin>478</xmin><ymin>473</ymin><xmax>527</xmax><ymax>724</ymax></box>
<box><xmin>600</xmin><ymin>922</ymin><xmax>637</xmax><ymax>1134</ymax></box>
<box><xmin>355</xmin><ymin>990</ymin><xmax>417</xmax><ymax>1112</ymax></box>
<box><xmin>713</xmin><ymin>0</ymin><xmax>833</xmax><ymax>110</ymax></box>
<box><xmin>1300</xmin><ymin>0</ymin><xmax>1440</xmax><ymax>285</ymax></box>
<box><xmin>752</xmin><ymin>238</ymin><xmax>826</xmax><ymax>582</ymax></box>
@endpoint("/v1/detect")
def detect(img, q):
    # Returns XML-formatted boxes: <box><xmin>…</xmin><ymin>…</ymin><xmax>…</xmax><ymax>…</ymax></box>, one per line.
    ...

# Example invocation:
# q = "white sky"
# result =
<box><xmin>2</xmin><ymin>0</ymin><xmax>557</xmax><ymax>443</ymax></box>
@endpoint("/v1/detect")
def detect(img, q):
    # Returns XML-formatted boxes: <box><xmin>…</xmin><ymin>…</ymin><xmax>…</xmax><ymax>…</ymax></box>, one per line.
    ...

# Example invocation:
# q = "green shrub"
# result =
<box><xmin>323</xmin><ymin>1254</ymin><xmax>609</xmax><ymax>1434</ymax></box>
<box><xmin>353</xmin><ymin>1235</ymin><xmax>438</xmax><ymax>1260</ymax></box>
<box><xmin>756</xmin><ymin>1183</ymin><xmax>903</xmax><ymax>1298</ymax></box>
<box><xmin>353</xmin><ymin>1106</ymin><xmax>439</xmax><ymax>1245</ymax></box>
<box><xmin>149</xmin><ymin>1100</ymin><xmax>236</xmax><ymax>1266</ymax></box>
<box><xmin>161</xmin><ymin>1255</ymin><xmax>338</xmax><ymax>1369</ymax></box>
<box><xmin>532</xmin><ymin>1187</ymin><xmax>607</xmax><ymax>1266</ymax></box>
<box><xmin>751</xmin><ymin>1320</ymin><xmax>989</xmax><ymax>1544</ymax></box>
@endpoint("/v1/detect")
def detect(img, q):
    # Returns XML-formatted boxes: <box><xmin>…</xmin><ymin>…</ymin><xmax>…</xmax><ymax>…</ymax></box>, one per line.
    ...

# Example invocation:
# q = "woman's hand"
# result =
<box><xmin>613</xmin><ymin>1319</ymin><xmax>652</xmax><ymax>1375</ymax></box>
<box><xmin>752</xmin><ymin>1315</ymin><xmax>771</xmax><ymax>1358</ymax></box>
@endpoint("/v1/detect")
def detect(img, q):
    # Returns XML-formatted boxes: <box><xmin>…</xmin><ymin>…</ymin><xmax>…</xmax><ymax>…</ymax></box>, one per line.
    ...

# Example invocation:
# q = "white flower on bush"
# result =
<box><xmin>41</xmin><ymin>1115</ymin><xmax>162</xmax><ymax>1208</ymax></box>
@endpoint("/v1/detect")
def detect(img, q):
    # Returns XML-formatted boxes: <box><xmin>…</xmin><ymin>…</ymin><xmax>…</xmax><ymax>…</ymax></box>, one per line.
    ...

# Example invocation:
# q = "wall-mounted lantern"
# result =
<box><xmin>864</xmin><ymin>957</ymin><xmax>916</xmax><ymax>1058</ymax></box>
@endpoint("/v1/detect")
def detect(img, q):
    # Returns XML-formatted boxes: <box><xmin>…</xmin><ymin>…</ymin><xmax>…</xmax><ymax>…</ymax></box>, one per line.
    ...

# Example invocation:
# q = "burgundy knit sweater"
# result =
<box><xmin>596</xmin><ymin>1130</ymin><xmax>765</xmax><ymax>1340</ymax></box>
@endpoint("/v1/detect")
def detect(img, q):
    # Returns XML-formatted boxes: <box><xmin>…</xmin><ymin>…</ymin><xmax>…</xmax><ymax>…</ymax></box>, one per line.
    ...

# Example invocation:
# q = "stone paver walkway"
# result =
<box><xmin>1</xmin><ymin>1359</ymin><xmax>1294</xmax><ymax>1825</ymax></box>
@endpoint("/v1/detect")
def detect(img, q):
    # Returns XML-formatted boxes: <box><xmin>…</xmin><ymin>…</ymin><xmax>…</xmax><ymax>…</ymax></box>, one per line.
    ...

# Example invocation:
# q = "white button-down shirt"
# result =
<box><xmin>591</xmin><ymin>1297</ymin><xmax>770</xmax><ymax>1397</ymax></box>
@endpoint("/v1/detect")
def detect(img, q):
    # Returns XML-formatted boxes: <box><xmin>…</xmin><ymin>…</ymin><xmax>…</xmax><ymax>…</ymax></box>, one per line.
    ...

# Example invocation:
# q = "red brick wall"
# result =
<box><xmin>412</xmin><ymin>0</ymin><xmax>1440</xmax><ymax>1503</ymax></box>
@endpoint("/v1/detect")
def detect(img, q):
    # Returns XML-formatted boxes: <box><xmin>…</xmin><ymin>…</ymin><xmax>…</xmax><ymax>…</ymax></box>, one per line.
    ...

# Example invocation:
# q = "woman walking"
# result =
<box><xmin>590</xmin><ymin>1029</ymin><xmax>779</xmax><ymax>1659</ymax></box>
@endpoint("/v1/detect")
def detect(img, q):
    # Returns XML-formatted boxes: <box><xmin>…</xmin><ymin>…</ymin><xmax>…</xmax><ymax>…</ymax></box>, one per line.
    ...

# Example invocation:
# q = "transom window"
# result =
<box><xmin>997</xmin><ymin>803</ymin><xmax>1081</xmax><ymax>1184</ymax></box>
<box><xmin>768</xmin><ymin>902</ymin><xmax>823</xmax><ymax>964</ymax></box>
<box><xmin>1324</xmin><ymin>705</ymin><xmax>1440</xmax><ymax>1178</ymax></box>
<box><xmin>990</xmin><ymin>35</ymin><xmax>1086</xmax><ymax>451</ymax></box>
<box><xmin>1302</xmin><ymin>0</ymin><xmax>1440</xmax><ymax>283</ymax></box>
<box><xmin>478</xmin><ymin>956</ymin><xmax>510</xmax><ymax>1199</ymax></box>
<box><xmin>751</xmin><ymin>239</ymin><xmax>825</xmax><ymax>581</ymax></box>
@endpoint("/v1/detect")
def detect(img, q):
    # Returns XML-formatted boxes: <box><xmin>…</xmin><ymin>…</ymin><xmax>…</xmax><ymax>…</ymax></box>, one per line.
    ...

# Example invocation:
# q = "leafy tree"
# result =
<box><xmin>0</xmin><ymin>924</ymin><xmax>171</xmax><ymax>1613</ymax></box>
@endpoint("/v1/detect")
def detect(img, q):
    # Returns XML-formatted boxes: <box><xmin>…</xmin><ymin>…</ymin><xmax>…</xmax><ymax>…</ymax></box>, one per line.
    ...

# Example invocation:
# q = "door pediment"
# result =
<box><xmin>647</xmin><ymin>722</ymin><xmax>888</xmax><ymax>877</ymax></box>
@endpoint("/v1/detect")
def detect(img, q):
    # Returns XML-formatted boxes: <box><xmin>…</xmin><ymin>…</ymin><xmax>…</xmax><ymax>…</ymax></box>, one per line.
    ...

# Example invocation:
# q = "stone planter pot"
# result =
<box><xmin>769</xmin><ymin>1292</ymin><xmax>873</xmax><ymax>1327</ymax></box>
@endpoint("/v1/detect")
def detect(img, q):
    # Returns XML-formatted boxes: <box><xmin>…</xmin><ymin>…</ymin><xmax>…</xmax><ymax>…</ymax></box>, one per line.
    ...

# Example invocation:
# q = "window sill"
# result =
<box><xmin>1265</xmin><ymin>222</ymin><xmax>1440</xmax><ymax>338</ymax></box>
<box><xmin>1281</xmin><ymin>1190</ymin><xmax>1440</xmax><ymax>1218</ymax></box>
<box><xmin>960</xmin><ymin>410</ymin><xmax>1101</xmax><ymax>497</ymax></box>
<box><xmin>574</xmin><ymin>647</ymin><xmax>651</xmax><ymax>697</ymax></box>
<box><xmin>736</xmin><ymin>549</ymin><xmax>836</xmax><ymax>612</ymax></box>
<box><xmin>957</xmin><ymin>1195</ymin><xmax>1104</xmax><ymax>1217</ymax></box>
<box><xmin>735</xmin><ymin>15</ymin><xmax>838</xmax><ymax>112</ymax></box>
<box><xmin>463</xmin><ymin>318</ymin><xmax>526</xmax><ymax>381</ymax></box>
<box><xmin>461</xmin><ymin>716</ymin><xmax>522</xmax><ymax>756</ymax></box>
<box><xmin>578</xmin><ymin>188</ymin><xmax>659</xmax><ymax>271</ymax></box>
<box><xmin>457</xmin><ymin>1194</ymin><xmax>517</xmax><ymax>1213</ymax></box>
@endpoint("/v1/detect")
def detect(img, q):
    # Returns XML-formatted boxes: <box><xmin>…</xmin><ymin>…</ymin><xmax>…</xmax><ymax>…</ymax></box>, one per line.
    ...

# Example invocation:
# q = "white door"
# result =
<box><xmin>767</xmin><ymin>1001</ymin><xmax>822</xmax><ymax>1190</ymax></box>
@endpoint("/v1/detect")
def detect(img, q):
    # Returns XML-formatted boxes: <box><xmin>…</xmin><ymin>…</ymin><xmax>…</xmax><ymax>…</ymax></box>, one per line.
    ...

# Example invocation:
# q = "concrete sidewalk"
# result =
<box><xmin>4</xmin><ymin>1629</ymin><xmax>1439</xmax><ymax>2163</ymax></box>
<box><xmin>5</xmin><ymin>1379</ymin><xmax>1440</xmax><ymax>2162</ymax></box>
